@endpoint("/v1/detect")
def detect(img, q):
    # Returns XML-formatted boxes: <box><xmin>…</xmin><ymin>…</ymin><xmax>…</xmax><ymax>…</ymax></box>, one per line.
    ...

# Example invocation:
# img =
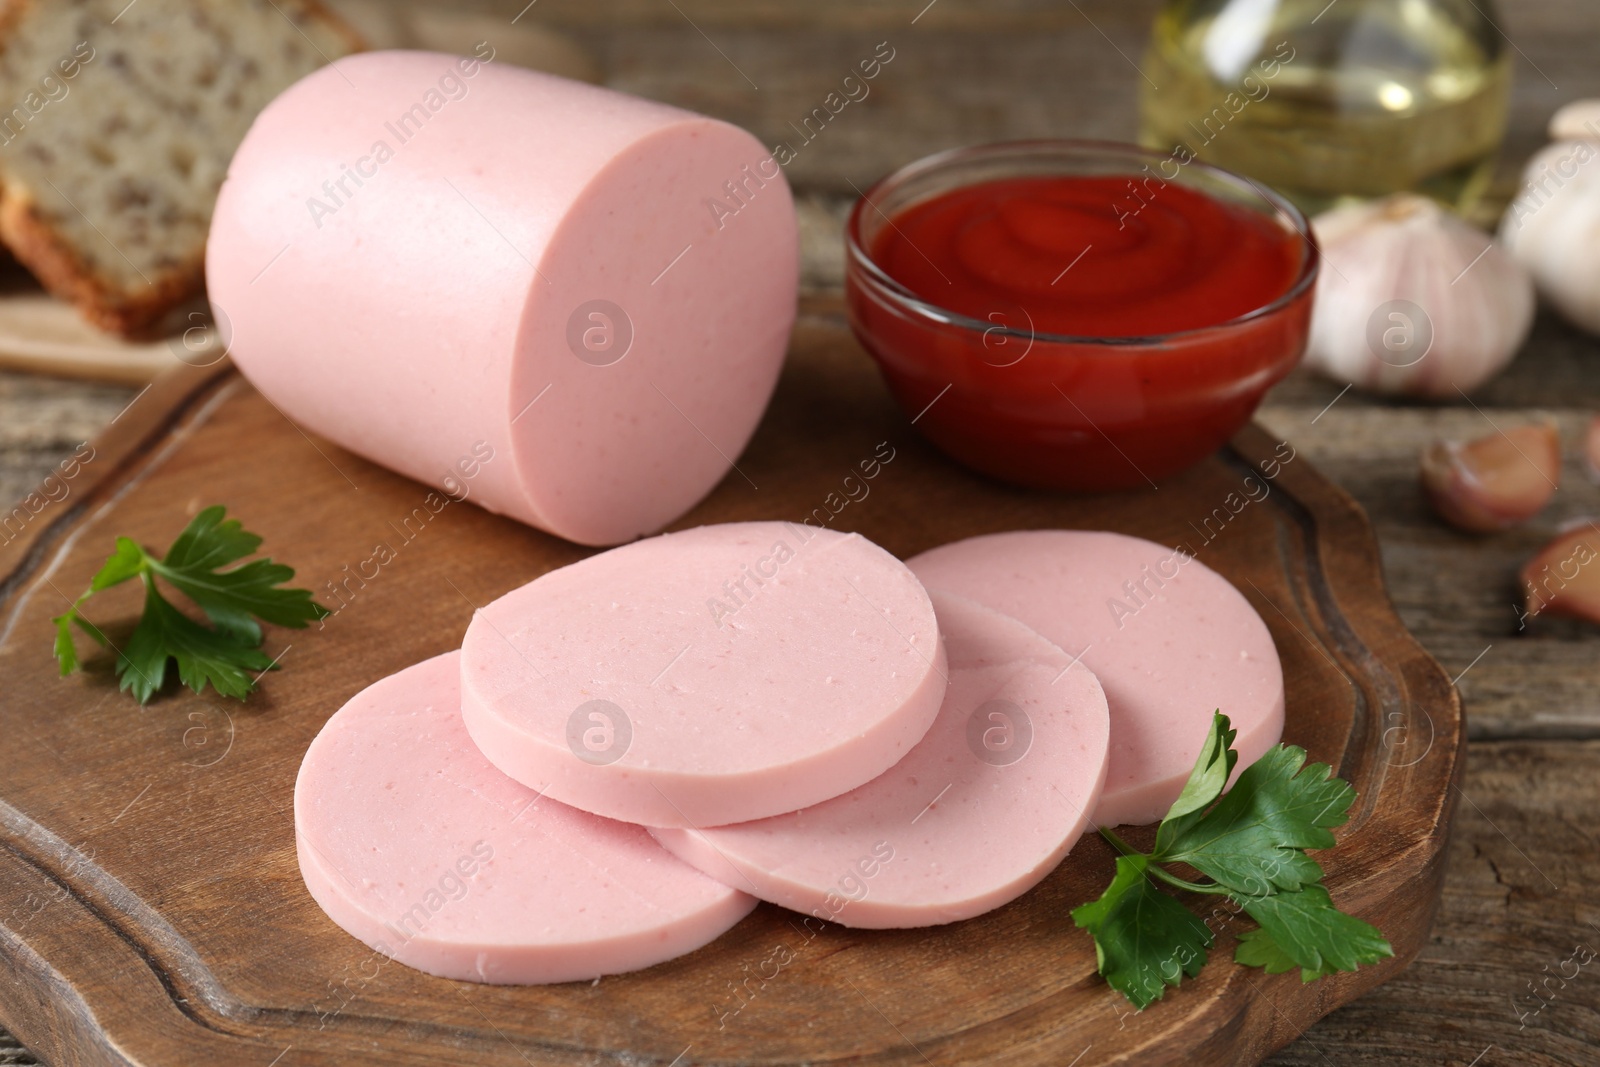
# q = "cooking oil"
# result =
<box><xmin>1139</xmin><ymin>0</ymin><xmax>1512</xmax><ymax>216</ymax></box>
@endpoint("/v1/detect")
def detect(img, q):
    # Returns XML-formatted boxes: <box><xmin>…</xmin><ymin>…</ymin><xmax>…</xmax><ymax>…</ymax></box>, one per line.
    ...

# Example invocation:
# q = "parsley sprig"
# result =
<box><xmin>52</xmin><ymin>506</ymin><xmax>327</xmax><ymax>703</ymax></box>
<box><xmin>1072</xmin><ymin>712</ymin><xmax>1393</xmax><ymax>1009</ymax></box>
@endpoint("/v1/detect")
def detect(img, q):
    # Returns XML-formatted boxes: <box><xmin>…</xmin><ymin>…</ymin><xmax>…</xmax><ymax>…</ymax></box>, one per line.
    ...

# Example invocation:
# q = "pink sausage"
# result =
<box><xmin>459</xmin><ymin>521</ymin><xmax>947</xmax><ymax>828</ymax></box>
<box><xmin>209</xmin><ymin>51</ymin><xmax>798</xmax><ymax>546</ymax></box>
<box><xmin>294</xmin><ymin>652</ymin><xmax>756</xmax><ymax>984</ymax></box>
<box><xmin>908</xmin><ymin>530</ymin><xmax>1284</xmax><ymax>828</ymax></box>
<box><xmin>649</xmin><ymin>590</ymin><xmax>1110</xmax><ymax>928</ymax></box>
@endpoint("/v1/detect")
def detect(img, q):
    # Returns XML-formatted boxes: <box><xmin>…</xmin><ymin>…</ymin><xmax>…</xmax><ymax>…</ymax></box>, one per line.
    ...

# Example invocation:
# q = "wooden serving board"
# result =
<box><xmin>0</xmin><ymin>311</ymin><xmax>1462</xmax><ymax>1067</ymax></box>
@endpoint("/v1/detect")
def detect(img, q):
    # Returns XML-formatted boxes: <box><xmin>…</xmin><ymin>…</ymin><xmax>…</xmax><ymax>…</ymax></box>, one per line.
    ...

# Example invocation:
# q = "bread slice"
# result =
<box><xmin>0</xmin><ymin>0</ymin><xmax>361</xmax><ymax>337</ymax></box>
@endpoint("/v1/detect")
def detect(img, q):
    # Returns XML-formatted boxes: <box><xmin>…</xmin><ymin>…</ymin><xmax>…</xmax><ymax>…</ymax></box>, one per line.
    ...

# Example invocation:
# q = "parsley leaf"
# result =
<box><xmin>1236</xmin><ymin>883</ymin><xmax>1393</xmax><ymax>979</ymax></box>
<box><xmin>1234</xmin><ymin>924</ymin><xmax>1326</xmax><ymax>982</ymax></box>
<box><xmin>51</xmin><ymin>506</ymin><xmax>326</xmax><ymax>703</ymax></box>
<box><xmin>117</xmin><ymin>582</ymin><xmax>279</xmax><ymax>703</ymax></box>
<box><xmin>1160</xmin><ymin>743</ymin><xmax>1356</xmax><ymax>896</ymax></box>
<box><xmin>1071</xmin><ymin>854</ymin><xmax>1215</xmax><ymax>1010</ymax></box>
<box><xmin>1153</xmin><ymin>711</ymin><xmax>1238</xmax><ymax>852</ymax></box>
<box><xmin>1074</xmin><ymin>712</ymin><xmax>1392</xmax><ymax>1009</ymax></box>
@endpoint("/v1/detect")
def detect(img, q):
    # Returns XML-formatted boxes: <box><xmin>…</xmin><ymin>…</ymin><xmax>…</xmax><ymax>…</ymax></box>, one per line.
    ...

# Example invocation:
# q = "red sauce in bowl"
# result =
<box><xmin>846</xmin><ymin>144</ymin><xmax>1317</xmax><ymax>492</ymax></box>
<box><xmin>870</xmin><ymin>176</ymin><xmax>1303</xmax><ymax>338</ymax></box>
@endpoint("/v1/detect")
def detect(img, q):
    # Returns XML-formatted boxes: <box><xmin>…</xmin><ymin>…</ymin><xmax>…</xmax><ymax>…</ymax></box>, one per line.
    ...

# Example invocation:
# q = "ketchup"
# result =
<box><xmin>870</xmin><ymin>176</ymin><xmax>1302</xmax><ymax>338</ymax></box>
<box><xmin>846</xmin><ymin>168</ymin><xmax>1316</xmax><ymax>492</ymax></box>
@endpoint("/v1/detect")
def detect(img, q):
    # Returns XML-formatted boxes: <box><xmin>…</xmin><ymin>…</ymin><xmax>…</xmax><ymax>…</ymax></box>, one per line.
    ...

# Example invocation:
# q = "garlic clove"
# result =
<box><xmin>1421</xmin><ymin>420</ymin><xmax>1561</xmax><ymax>532</ymax></box>
<box><xmin>1549</xmin><ymin>99</ymin><xmax>1600</xmax><ymax>143</ymax></box>
<box><xmin>1500</xmin><ymin>137</ymin><xmax>1600</xmax><ymax>337</ymax></box>
<box><xmin>1586</xmin><ymin>416</ymin><xmax>1600</xmax><ymax>485</ymax></box>
<box><xmin>1308</xmin><ymin>194</ymin><xmax>1535</xmax><ymax>399</ymax></box>
<box><xmin>1520</xmin><ymin>521</ymin><xmax>1600</xmax><ymax>626</ymax></box>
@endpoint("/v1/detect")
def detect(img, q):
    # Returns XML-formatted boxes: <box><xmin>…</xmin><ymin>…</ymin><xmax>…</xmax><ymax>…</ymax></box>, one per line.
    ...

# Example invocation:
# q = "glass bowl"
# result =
<box><xmin>845</xmin><ymin>140</ymin><xmax>1319</xmax><ymax>492</ymax></box>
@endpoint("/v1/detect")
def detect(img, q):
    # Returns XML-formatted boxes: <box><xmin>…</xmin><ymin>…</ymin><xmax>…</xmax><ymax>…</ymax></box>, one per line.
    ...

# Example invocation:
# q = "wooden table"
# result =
<box><xmin>3</xmin><ymin>1</ymin><xmax>1598</xmax><ymax>1063</ymax></box>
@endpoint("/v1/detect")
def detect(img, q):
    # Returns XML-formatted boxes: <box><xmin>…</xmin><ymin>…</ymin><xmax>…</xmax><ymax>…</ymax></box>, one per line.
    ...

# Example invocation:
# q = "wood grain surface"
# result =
<box><xmin>0</xmin><ymin>308</ymin><xmax>1458</xmax><ymax>1066</ymax></box>
<box><xmin>2</xmin><ymin>0</ymin><xmax>1599</xmax><ymax>1064</ymax></box>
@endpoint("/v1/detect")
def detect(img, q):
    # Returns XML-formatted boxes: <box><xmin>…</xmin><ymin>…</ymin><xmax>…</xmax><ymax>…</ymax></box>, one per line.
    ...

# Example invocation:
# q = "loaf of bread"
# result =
<box><xmin>0</xmin><ymin>0</ymin><xmax>360</xmax><ymax>337</ymax></box>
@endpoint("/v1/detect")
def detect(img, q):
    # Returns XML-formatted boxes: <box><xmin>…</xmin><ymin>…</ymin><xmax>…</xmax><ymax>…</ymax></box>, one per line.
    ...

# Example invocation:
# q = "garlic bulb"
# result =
<box><xmin>1500</xmin><ymin>99</ymin><xmax>1600</xmax><ymax>336</ymax></box>
<box><xmin>1548</xmin><ymin>99</ymin><xmax>1600</xmax><ymax>143</ymax></box>
<box><xmin>1306</xmin><ymin>194</ymin><xmax>1535</xmax><ymax>398</ymax></box>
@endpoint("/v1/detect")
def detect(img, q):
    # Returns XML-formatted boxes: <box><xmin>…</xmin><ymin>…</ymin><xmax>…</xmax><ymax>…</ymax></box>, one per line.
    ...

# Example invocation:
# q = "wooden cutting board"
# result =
<box><xmin>0</xmin><ymin>311</ymin><xmax>1462</xmax><ymax>1067</ymax></box>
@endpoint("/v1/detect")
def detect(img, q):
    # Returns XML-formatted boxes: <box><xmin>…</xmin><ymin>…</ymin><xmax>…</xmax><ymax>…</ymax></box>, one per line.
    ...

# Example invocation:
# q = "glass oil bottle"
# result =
<box><xmin>1139</xmin><ymin>0</ymin><xmax>1512</xmax><ymax>216</ymax></box>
